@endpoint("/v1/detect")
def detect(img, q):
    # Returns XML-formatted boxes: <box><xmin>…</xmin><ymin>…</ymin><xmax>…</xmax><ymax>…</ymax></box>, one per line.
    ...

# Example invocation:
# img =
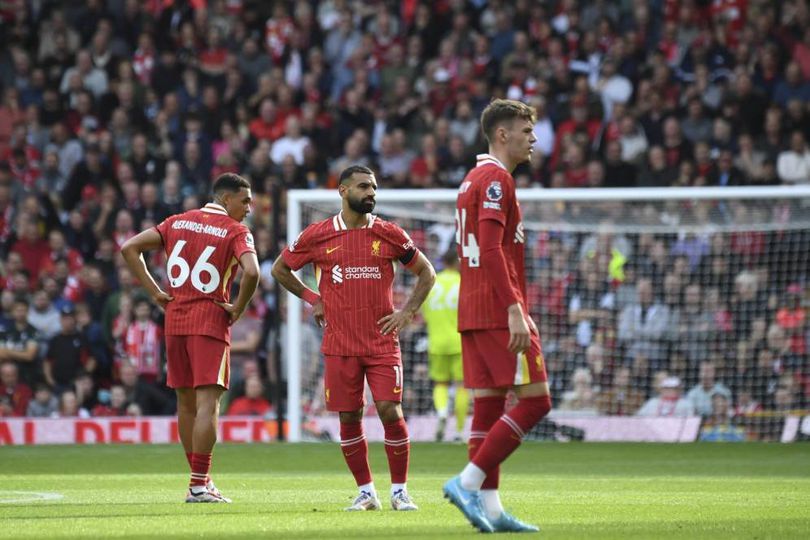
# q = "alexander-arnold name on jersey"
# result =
<box><xmin>171</xmin><ymin>219</ymin><xmax>228</xmax><ymax>238</ymax></box>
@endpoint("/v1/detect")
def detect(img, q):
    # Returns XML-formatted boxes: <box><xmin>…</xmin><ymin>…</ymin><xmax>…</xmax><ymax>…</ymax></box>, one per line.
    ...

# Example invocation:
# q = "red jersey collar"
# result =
<box><xmin>475</xmin><ymin>153</ymin><xmax>507</xmax><ymax>171</ymax></box>
<box><xmin>333</xmin><ymin>212</ymin><xmax>376</xmax><ymax>231</ymax></box>
<box><xmin>201</xmin><ymin>203</ymin><xmax>228</xmax><ymax>216</ymax></box>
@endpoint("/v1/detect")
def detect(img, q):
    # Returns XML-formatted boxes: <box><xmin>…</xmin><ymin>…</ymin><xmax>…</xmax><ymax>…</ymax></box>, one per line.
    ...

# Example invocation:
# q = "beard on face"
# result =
<box><xmin>347</xmin><ymin>193</ymin><xmax>375</xmax><ymax>214</ymax></box>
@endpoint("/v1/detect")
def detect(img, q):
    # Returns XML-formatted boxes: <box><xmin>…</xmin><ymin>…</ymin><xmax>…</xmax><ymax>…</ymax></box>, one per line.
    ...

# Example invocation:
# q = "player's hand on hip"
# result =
<box><xmin>312</xmin><ymin>300</ymin><xmax>326</xmax><ymax>328</ymax></box>
<box><xmin>507</xmin><ymin>304</ymin><xmax>531</xmax><ymax>354</ymax></box>
<box><xmin>378</xmin><ymin>310</ymin><xmax>413</xmax><ymax>335</ymax></box>
<box><xmin>151</xmin><ymin>290</ymin><xmax>174</xmax><ymax>309</ymax></box>
<box><xmin>214</xmin><ymin>301</ymin><xmax>243</xmax><ymax>324</ymax></box>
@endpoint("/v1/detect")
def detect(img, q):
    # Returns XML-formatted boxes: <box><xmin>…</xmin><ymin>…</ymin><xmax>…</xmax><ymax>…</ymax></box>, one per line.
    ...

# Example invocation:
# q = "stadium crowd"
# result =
<box><xmin>0</xmin><ymin>0</ymin><xmax>809</xmax><ymax>439</ymax></box>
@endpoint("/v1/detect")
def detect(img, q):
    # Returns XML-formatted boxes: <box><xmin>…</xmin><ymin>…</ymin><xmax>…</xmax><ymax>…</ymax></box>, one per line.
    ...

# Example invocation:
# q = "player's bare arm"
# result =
<box><xmin>215</xmin><ymin>251</ymin><xmax>260</xmax><ymax>324</ymax></box>
<box><xmin>378</xmin><ymin>251</ymin><xmax>436</xmax><ymax>335</ymax></box>
<box><xmin>271</xmin><ymin>255</ymin><xmax>325</xmax><ymax>328</ymax></box>
<box><xmin>121</xmin><ymin>228</ymin><xmax>174</xmax><ymax>308</ymax></box>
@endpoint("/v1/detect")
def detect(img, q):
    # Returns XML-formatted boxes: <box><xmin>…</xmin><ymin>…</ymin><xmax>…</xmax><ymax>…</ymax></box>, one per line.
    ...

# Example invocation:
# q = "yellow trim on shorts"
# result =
<box><xmin>520</xmin><ymin>352</ymin><xmax>530</xmax><ymax>384</ymax></box>
<box><xmin>216</xmin><ymin>348</ymin><xmax>228</xmax><ymax>386</ymax></box>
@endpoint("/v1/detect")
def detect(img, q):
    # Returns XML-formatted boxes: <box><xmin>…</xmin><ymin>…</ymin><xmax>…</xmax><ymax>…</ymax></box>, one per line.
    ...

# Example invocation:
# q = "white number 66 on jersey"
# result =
<box><xmin>166</xmin><ymin>240</ymin><xmax>221</xmax><ymax>294</ymax></box>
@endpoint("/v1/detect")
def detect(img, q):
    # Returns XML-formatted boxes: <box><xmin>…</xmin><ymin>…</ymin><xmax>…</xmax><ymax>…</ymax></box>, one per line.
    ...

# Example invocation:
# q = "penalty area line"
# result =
<box><xmin>0</xmin><ymin>491</ymin><xmax>64</xmax><ymax>504</ymax></box>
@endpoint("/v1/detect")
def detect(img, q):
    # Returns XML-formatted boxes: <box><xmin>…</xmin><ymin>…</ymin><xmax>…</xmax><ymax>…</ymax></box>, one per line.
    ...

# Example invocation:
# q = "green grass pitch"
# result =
<box><xmin>0</xmin><ymin>442</ymin><xmax>808</xmax><ymax>539</ymax></box>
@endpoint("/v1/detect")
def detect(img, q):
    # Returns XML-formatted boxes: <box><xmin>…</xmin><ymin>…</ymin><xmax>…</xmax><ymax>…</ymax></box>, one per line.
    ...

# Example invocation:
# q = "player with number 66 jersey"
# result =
<box><xmin>122</xmin><ymin>173</ymin><xmax>260</xmax><ymax>505</ymax></box>
<box><xmin>155</xmin><ymin>200</ymin><xmax>255</xmax><ymax>344</ymax></box>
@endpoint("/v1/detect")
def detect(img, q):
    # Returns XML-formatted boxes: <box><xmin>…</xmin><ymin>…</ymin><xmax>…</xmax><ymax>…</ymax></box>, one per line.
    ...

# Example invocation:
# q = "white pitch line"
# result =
<box><xmin>0</xmin><ymin>491</ymin><xmax>64</xmax><ymax>504</ymax></box>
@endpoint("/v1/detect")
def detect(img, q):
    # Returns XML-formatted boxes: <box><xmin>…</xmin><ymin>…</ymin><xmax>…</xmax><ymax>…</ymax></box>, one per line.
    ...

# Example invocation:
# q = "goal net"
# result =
<box><xmin>284</xmin><ymin>186</ymin><xmax>810</xmax><ymax>442</ymax></box>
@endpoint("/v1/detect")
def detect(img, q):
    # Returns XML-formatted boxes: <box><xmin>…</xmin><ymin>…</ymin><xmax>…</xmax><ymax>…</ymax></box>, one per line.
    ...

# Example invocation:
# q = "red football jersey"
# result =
<box><xmin>281</xmin><ymin>213</ymin><xmax>419</xmax><ymax>356</ymax></box>
<box><xmin>154</xmin><ymin>203</ymin><xmax>255</xmax><ymax>343</ymax></box>
<box><xmin>456</xmin><ymin>153</ymin><xmax>528</xmax><ymax>331</ymax></box>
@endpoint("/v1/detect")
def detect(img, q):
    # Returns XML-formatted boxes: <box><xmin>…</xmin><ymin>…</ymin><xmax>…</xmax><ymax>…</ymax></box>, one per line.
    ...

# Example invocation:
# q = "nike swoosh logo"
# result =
<box><xmin>344</xmin><ymin>449</ymin><xmax>359</xmax><ymax>457</ymax></box>
<box><xmin>326</xmin><ymin>246</ymin><xmax>341</xmax><ymax>254</ymax></box>
<box><xmin>458</xmin><ymin>495</ymin><xmax>471</xmax><ymax>506</ymax></box>
<box><xmin>393</xmin><ymin>387</ymin><xmax>402</xmax><ymax>394</ymax></box>
<box><xmin>393</xmin><ymin>449</ymin><xmax>408</xmax><ymax>456</ymax></box>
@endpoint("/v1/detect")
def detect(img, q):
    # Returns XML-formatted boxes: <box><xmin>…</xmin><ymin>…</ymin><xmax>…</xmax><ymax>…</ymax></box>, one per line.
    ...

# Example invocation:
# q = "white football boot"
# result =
<box><xmin>390</xmin><ymin>489</ymin><xmax>418</xmax><ymax>511</ymax></box>
<box><xmin>345</xmin><ymin>490</ymin><xmax>382</xmax><ymax>511</ymax></box>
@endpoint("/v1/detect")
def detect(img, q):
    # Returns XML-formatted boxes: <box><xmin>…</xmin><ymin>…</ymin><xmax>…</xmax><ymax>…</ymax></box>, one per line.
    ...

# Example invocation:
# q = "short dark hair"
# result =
<box><xmin>339</xmin><ymin>165</ymin><xmax>374</xmax><ymax>184</ymax></box>
<box><xmin>213</xmin><ymin>173</ymin><xmax>251</xmax><ymax>195</ymax></box>
<box><xmin>480</xmin><ymin>99</ymin><xmax>537</xmax><ymax>143</ymax></box>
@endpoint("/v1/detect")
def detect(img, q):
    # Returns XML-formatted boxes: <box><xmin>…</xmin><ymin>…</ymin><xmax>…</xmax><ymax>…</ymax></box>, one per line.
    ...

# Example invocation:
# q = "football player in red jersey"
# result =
<box><xmin>272</xmin><ymin>165</ymin><xmax>436</xmax><ymax>511</ymax></box>
<box><xmin>122</xmin><ymin>174</ymin><xmax>260</xmax><ymax>503</ymax></box>
<box><xmin>443</xmin><ymin>100</ymin><xmax>551</xmax><ymax>533</ymax></box>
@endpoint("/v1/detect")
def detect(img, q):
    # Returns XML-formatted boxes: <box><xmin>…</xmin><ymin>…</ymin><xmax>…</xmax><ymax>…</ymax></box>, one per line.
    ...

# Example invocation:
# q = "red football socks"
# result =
<box><xmin>383</xmin><ymin>418</ymin><xmax>410</xmax><ymax>484</ymax></box>
<box><xmin>186</xmin><ymin>451</ymin><xmax>211</xmax><ymax>485</ymax></box>
<box><xmin>469</xmin><ymin>396</ymin><xmax>506</xmax><ymax>489</ymax></box>
<box><xmin>189</xmin><ymin>453</ymin><xmax>212</xmax><ymax>488</ymax></box>
<box><xmin>472</xmin><ymin>396</ymin><xmax>551</xmax><ymax>475</ymax></box>
<box><xmin>340</xmin><ymin>421</ymin><xmax>372</xmax><ymax>486</ymax></box>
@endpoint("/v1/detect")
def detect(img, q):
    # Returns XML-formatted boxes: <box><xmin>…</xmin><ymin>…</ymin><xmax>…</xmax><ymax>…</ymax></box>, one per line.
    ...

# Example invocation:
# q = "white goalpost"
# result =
<box><xmin>285</xmin><ymin>186</ymin><xmax>810</xmax><ymax>442</ymax></box>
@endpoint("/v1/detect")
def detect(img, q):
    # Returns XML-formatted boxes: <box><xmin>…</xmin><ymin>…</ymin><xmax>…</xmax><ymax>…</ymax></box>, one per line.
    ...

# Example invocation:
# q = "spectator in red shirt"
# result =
<box><xmin>410</xmin><ymin>133</ymin><xmax>440</xmax><ymax>187</ymax></box>
<box><xmin>775</xmin><ymin>286</ymin><xmax>806</xmax><ymax>355</ymax></box>
<box><xmin>0</xmin><ymin>88</ymin><xmax>24</xmax><ymax>157</ymax></box>
<box><xmin>249</xmin><ymin>98</ymin><xmax>285</xmax><ymax>143</ymax></box>
<box><xmin>264</xmin><ymin>3</ymin><xmax>294</xmax><ymax>63</ymax></box>
<box><xmin>563</xmin><ymin>143</ymin><xmax>589</xmax><ymax>187</ymax></box>
<box><xmin>728</xmin><ymin>205</ymin><xmax>765</xmax><ymax>266</ymax></box>
<box><xmin>198</xmin><ymin>26</ymin><xmax>228</xmax><ymax>79</ymax></box>
<box><xmin>227</xmin><ymin>376</ymin><xmax>273</xmax><ymax>417</ymax></box>
<box><xmin>428</xmin><ymin>68</ymin><xmax>455</xmax><ymax>117</ymax></box>
<box><xmin>0</xmin><ymin>361</ymin><xmax>32</xmax><ymax>417</ymax></box>
<box><xmin>40</xmin><ymin>228</ymin><xmax>84</xmax><ymax>276</ymax></box>
<box><xmin>551</xmin><ymin>95</ymin><xmax>600</xmax><ymax>168</ymax></box>
<box><xmin>133</xmin><ymin>32</ymin><xmax>156</xmax><ymax>86</ymax></box>
<box><xmin>10</xmin><ymin>215</ymin><xmax>49</xmax><ymax>282</ymax></box>
<box><xmin>123</xmin><ymin>297</ymin><xmax>162</xmax><ymax>385</ymax></box>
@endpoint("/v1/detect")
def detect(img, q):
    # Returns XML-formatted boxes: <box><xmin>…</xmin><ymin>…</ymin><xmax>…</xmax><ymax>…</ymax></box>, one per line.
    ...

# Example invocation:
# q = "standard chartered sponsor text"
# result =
<box><xmin>344</xmin><ymin>265</ymin><xmax>381</xmax><ymax>279</ymax></box>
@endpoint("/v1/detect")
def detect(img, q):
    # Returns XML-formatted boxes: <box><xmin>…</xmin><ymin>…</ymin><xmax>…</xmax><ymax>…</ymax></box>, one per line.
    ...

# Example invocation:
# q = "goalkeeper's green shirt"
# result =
<box><xmin>422</xmin><ymin>268</ymin><xmax>462</xmax><ymax>355</ymax></box>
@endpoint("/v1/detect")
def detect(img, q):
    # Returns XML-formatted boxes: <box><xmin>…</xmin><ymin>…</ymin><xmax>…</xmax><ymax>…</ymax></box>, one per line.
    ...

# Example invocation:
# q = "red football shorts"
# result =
<box><xmin>166</xmin><ymin>335</ymin><xmax>231</xmax><ymax>389</ymax></box>
<box><xmin>461</xmin><ymin>329</ymin><xmax>548</xmax><ymax>389</ymax></box>
<box><xmin>323</xmin><ymin>353</ymin><xmax>403</xmax><ymax>412</ymax></box>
